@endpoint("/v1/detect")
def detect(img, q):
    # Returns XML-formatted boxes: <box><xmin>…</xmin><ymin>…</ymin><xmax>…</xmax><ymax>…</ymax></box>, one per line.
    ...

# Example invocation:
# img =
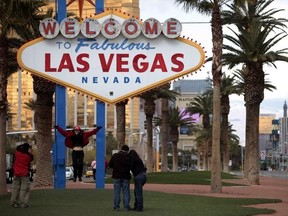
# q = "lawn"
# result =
<box><xmin>1</xmin><ymin>172</ymin><xmax>281</xmax><ymax>216</ymax></box>
<box><xmin>105</xmin><ymin>171</ymin><xmax>246</xmax><ymax>186</ymax></box>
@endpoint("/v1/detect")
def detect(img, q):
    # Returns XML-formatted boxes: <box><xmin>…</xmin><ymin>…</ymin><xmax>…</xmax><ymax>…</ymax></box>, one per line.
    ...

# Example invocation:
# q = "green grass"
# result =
<box><xmin>2</xmin><ymin>172</ymin><xmax>280</xmax><ymax>216</ymax></box>
<box><xmin>105</xmin><ymin>171</ymin><xmax>245</xmax><ymax>186</ymax></box>
<box><xmin>0</xmin><ymin>189</ymin><xmax>280</xmax><ymax>216</ymax></box>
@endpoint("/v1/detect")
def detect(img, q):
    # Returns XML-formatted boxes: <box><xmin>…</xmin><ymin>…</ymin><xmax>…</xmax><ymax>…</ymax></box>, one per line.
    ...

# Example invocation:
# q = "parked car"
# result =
<box><xmin>190</xmin><ymin>166</ymin><xmax>197</xmax><ymax>171</ymax></box>
<box><xmin>85</xmin><ymin>167</ymin><xmax>94</xmax><ymax>178</ymax></box>
<box><xmin>66</xmin><ymin>167</ymin><xmax>74</xmax><ymax>180</ymax></box>
<box><xmin>180</xmin><ymin>166</ymin><xmax>188</xmax><ymax>172</ymax></box>
<box><xmin>6</xmin><ymin>169</ymin><xmax>13</xmax><ymax>184</ymax></box>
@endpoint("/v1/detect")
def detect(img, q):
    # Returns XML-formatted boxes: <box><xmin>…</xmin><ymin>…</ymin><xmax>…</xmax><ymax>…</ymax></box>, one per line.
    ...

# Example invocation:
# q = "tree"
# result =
<box><xmin>169</xmin><ymin>106</ymin><xmax>195</xmax><ymax>171</ymax></box>
<box><xmin>0</xmin><ymin>0</ymin><xmax>49</xmax><ymax>196</ymax></box>
<box><xmin>222</xmin><ymin>0</ymin><xmax>288</xmax><ymax>184</ymax></box>
<box><xmin>139</xmin><ymin>87</ymin><xmax>178</xmax><ymax>172</ymax></box>
<box><xmin>175</xmin><ymin>0</ymin><xmax>228</xmax><ymax>192</ymax></box>
<box><xmin>219</xmin><ymin>74</ymin><xmax>239</xmax><ymax>172</ymax></box>
<box><xmin>139</xmin><ymin>90</ymin><xmax>157</xmax><ymax>172</ymax></box>
<box><xmin>16</xmin><ymin>1</ymin><xmax>58</xmax><ymax>187</ymax></box>
<box><xmin>186</xmin><ymin>93</ymin><xmax>213</xmax><ymax>170</ymax></box>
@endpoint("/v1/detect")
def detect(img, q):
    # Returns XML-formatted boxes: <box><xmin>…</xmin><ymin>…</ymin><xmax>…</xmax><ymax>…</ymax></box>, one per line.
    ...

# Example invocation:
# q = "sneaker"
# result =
<box><xmin>113</xmin><ymin>208</ymin><xmax>120</xmax><ymax>211</ymax></box>
<box><xmin>21</xmin><ymin>204</ymin><xmax>29</xmax><ymax>208</ymax></box>
<box><xmin>79</xmin><ymin>178</ymin><xmax>82</xmax><ymax>182</ymax></box>
<box><xmin>124</xmin><ymin>207</ymin><xmax>132</xmax><ymax>211</ymax></box>
<box><xmin>12</xmin><ymin>203</ymin><xmax>20</xmax><ymax>208</ymax></box>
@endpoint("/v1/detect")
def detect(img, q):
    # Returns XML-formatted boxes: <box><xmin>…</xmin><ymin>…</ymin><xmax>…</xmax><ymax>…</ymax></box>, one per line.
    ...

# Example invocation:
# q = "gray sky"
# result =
<box><xmin>140</xmin><ymin>0</ymin><xmax>288</xmax><ymax>144</ymax></box>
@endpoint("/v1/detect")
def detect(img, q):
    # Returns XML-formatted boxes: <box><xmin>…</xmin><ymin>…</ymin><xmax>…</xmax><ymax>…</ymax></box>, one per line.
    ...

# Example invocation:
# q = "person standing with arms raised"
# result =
<box><xmin>55</xmin><ymin>125</ymin><xmax>102</xmax><ymax>182</ymax></box>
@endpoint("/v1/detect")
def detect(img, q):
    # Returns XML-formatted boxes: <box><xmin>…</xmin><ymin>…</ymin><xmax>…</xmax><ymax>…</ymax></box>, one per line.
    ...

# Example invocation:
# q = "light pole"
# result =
<box><xmin>153</xmin><ymin>126</ymin><xmax>160</xmax><ymax>172</ymax></box>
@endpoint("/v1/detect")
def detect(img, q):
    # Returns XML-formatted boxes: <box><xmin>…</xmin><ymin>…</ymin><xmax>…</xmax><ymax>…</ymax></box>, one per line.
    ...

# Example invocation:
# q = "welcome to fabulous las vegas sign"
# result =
<box><xmin>17</xmin><ymin>10</ymin><xmax>206</xmax><ymax>104</ymax></box>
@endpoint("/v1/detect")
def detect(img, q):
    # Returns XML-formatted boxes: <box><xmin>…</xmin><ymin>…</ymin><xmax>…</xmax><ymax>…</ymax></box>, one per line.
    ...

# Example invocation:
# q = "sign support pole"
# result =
<box><xmin>54</xmin><ymin>0</ymin><xmax>67</xmax><ymax>189</ymax></box>
<box><xmin>95</xmin><ymin>0</ymin><xmax>105</xmax><ymax>189</ymax></box>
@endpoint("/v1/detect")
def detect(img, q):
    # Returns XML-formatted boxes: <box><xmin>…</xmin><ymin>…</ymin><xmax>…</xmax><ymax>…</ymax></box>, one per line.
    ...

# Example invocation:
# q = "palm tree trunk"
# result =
<box><xmin>222</xmin><ymin>112</ymin><xmax>230</xmax><ymax>172</ymax></box>
<box><xmin>172</xmin><ymin>141</ymin><xmax>178</xmax><ymax>171</ymax></box>
<box><xmin>211</xmin><ymin>84</ymin><xmax>222</xmax><ymax>193</ymax></box>
<box><xmin>146</xmin><ymin>115</ymin><xmax>153</xmax><ymax>172</ymax></box>
<box><xmin>0</xmin><ymin>115</ymin><xmax>7</xmax><ymax>195</ymax></box>
<box><xmin>244</xmin><ymin>63</ymin><xmax>264</xmax><ymax>185</ymax></box>
<box><xmin>0</xmin><ymin>38</ymin><xmax>9</xmax><ymax>195</ymax></box>
<box><xmin>245</xmin><ymin>103</ymin><xmax>260</xmax><ymax>184</ymax></box>
<box><xmin>34</xmin><ymin>92</ymin><xmax>54</xmax><ymax>187</ymax></box>
<box><xmin>116</xmin><ymin>101</ymin><xmax>127</xmax><ymax>150</ymax></box>
<box><xmin>161</xmin><ymin>97</ymin><xmax>169</xmax><ymax>172</ymax></box>
<box><xmin>203</xmin><ymin>141</ymin><xmax>208</xmax><ymax>171</ymax></box>
<box><xmin>210</xmin><ymin>2</ymin><xmax>223</xmax><ymax>193</ymax></box>
<box><xmin>221</xmin><ymin>95</ymin><xmax>230</xmax><ymax>172</ymax></box>
<box><xmin>197</xmin><ymin>148</ymin><xmax>201</xmax><ymax>171</ymax></box>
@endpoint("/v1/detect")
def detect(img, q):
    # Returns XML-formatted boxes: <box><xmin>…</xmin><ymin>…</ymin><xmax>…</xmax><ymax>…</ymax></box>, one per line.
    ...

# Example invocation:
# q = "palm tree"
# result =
<box><xmin>186</xmin><ymin>93</ymin><xmax>213</xmax><ymax>170</ymax></box>
<box><xmin>139</xmin><ymin>87</ymin><xmax>178</xmax><ymax>172</ymax></box>
<box><xmin>169</xmin><ymin>106</ymin><xmax>195</xmax><ymax>171</ymax></box>
<box><xmin>24</xmin><ymin>99</ymin><xmax>36</xmax><ymax>111</ymax></box>
<box><xmin>139</xmin><ymin>90</ymin><xmax>157</xmax><ymax>172</ymax></box>
<box><xmin>174</xmin><ymin>0</ymin><xmax>230</xmax><ymax>192</ymax></box>
<box><xmin>222</xmin><ymin>0</ymin><xmax>288</xmax><ymax>184</ymax></box>
<box><xmin>193</xmin><ymin>125</ymin><xmax>212</xmax><ymax>170</ymax></box>
<box><xmin>16</xmin><ymin>2</ymin><xmax>59</xmax><ymax>187</ymax></box>
<box><xmin>0</xmin><ymin>0</ymin><xmax>49</xmax><ymax>195</ymax></box>
<box><xmin>32</xmin><ymin>76</ymin><xmax>55</xmax><ymax>187</ymax></box>
<box><xmin>219</xmin><ymin>74</ymin><xmax>239</xmax><ymax>172</ymax></box>
<box><xmin>18</xmin><ymin>3</ymin><xmax>75</xmax><ymax>187</ymax></box>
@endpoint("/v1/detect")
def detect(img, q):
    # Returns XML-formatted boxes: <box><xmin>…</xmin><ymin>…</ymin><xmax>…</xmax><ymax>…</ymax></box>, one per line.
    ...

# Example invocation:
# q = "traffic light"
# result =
<box><xmin>144</xmin><ymin>120</ymin><xmax>147</xmax><ymax>129</ymax></box>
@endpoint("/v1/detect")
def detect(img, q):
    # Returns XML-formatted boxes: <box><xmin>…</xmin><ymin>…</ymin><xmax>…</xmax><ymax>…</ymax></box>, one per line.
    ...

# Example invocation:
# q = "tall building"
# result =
<box><xmin>172</xmin><ymin>79</ymin><xmax>212</xmax><ymax>151</ymax></box>
<box><xmin>279</xmin><ymin>101</ymin><xmax>288</xmax><ymax>170</ymax></box>
<box><xmin>258</xmin><ymin>114</ymin><xmax>275</xmax><ymax>168</ymax></box>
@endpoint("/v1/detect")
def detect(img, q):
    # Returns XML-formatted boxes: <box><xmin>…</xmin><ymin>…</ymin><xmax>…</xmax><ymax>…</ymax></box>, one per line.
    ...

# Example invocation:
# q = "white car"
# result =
<box><xmin>66</xmin><ymin>167</ymin><xmax>74</xmax><ymax>180</ymax></box>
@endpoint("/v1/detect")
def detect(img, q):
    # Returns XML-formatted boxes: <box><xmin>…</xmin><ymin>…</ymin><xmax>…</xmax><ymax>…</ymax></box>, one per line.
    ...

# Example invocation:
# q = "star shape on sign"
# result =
<box><xmin>67</xmin><ymin>0</ymin><xmax>95</xmax><ymax>19</ymax></box>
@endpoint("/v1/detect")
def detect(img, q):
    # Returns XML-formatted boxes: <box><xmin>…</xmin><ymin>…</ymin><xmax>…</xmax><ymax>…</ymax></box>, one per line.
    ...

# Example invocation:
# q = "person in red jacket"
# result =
<box><xmin>55</xmin><ymin>125</ymin><xmax>102</xmax><ymax>182</ymax></box>
<box><xmin>10</xmin><ymin>143</ymin><xmax>34</xmax><ymax>208</ymax></box>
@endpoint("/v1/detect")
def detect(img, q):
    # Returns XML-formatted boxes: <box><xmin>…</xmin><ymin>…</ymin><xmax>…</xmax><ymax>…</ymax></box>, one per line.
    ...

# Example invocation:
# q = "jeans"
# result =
<box><xmin>113</xmin><ymin>179</ymin><xmax>130</xmax><ymax>210</ymax></box>
<box><xmin>133</xmin><ymin>173</ymin><xmax>147</xmax><ymax>210</ymax></box>
<box><xmin>72</xmin><ymin>150</ymin><xmax>84</xmax><ymax>178</ymax></box>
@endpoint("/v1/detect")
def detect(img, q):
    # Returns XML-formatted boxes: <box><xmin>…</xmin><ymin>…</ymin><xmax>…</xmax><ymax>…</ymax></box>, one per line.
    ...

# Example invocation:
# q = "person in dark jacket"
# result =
<box><xmin>128</xmin><ymin>149</ymin><xmax>147</xmax><ymax>211</ymax></box>
<box><xmin>108</xmin><ymin>144</ymin><xmax>131</xmax><ymax>211</ymax></box>
<box><xmin>10</xmin><ymin>143</ymin><xmax>34</xmax><ymax>208</ymax></box>
<box><xmin>55</xmin><ymin>125</ymin><xmax>102</xmax><ymax>182</ymax></box>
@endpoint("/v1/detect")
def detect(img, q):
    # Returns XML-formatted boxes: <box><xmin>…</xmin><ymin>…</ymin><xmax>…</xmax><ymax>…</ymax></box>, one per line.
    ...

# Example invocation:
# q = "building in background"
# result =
<box><xmin>259</xmin><ymin>114</ymin><xmax>275</xmax><ymax>170</ymax></box>
<box><xmin>172</xmin><ymin>79</ymin><xmax>212</xmax><ymax>151</ymax></box>
<box><xmin>279</xmin><ymin>101</ymin><xmax>288</xmax><ymax>170</ymax></box>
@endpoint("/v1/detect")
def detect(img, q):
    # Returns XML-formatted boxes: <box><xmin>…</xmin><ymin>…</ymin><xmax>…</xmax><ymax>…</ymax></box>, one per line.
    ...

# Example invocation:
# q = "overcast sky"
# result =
<box><xmin>139</xmin><ymin>0</ymin><xmax>288</xmax><ymax>144</ymax></box>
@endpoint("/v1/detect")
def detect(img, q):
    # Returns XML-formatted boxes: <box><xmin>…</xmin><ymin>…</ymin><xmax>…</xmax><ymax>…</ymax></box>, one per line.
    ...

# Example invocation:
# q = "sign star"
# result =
<box><xmin>67</xmin><ymin>0</ymin><xmax>95</xmax><ymax>19</ymax></box>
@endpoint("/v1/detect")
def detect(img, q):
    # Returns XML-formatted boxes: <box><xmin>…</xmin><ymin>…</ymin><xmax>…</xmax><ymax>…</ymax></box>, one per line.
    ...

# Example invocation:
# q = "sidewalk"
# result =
<box><xmin>63</xmin><ymin>176</ymin><xmax>288</xmax><ymax>216</ymax></box>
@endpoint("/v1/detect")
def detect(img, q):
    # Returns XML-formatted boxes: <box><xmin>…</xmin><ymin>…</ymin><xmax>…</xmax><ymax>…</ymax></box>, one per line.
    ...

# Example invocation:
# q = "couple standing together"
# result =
<box><xmin>108</xmin><ymin>145</ymin><xmax>147</xmax><ymax>212</ymax></box>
